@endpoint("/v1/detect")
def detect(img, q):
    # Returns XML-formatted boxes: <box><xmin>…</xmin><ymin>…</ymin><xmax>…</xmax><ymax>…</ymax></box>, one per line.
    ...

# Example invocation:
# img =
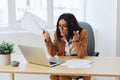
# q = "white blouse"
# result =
<box><xmin>62</xmin><ymin>36</ymin><xmax>76</xmax><ymax>55</ymax></box>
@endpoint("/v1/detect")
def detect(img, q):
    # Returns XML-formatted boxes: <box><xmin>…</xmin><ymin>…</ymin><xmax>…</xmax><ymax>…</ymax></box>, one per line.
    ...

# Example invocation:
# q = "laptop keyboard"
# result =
<box><xmin>49</xmin><ymin>59</ymin><xmax>65</xmax><ymax>66</ymax></box>
<box><xmin>49</xmin><ymin>61</ymin><xmax>57</xmax><ymax>65</ymax></box>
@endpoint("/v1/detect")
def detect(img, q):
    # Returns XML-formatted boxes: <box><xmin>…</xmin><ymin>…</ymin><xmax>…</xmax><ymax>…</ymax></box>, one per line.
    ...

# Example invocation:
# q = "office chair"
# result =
<box><xmin>79</xmin><ymin>22</ymin><xmax>99</xmax><ymax>56</ymax></box>
<box><xmin>73</xmin><ymin>22</ymin><xmax>99</xmax><ymax>80</ymax></box>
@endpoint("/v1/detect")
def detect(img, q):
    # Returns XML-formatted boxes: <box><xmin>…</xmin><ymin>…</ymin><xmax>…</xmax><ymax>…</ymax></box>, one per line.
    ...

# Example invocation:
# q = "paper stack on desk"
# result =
<box><xmin>61</xmin><ymin>59</ymin><xmax>93</xmax><ymax>68</ymax></box>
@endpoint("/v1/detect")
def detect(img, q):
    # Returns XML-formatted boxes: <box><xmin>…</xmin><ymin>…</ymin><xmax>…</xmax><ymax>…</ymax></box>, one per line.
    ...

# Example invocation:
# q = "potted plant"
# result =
<box><xmin>0</xmin><ymin>41</ymin><xmax>14</xmax><ymax>65</ymax></box>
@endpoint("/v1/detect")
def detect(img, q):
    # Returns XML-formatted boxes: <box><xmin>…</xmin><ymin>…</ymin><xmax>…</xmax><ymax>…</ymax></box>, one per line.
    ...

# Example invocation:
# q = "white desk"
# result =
<box><xmin>0</xmin><ymin>55</ymin><xmax>120</xmax><ymax>80</ymax></box>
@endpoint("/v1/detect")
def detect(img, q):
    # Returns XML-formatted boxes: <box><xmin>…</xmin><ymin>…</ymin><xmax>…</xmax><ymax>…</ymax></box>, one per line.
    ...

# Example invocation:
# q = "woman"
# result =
<box><xmin>43</xmin><ymin>13</ymin><xmax>90</xmax><ymax>80</ymax></box>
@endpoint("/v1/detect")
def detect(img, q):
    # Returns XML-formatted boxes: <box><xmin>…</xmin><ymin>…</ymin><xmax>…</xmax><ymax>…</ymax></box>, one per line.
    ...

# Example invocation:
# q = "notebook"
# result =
<box><xmin>18</xmin><ymin>45</ymin><xmax>65</xmax><ymax>67</ymax></box>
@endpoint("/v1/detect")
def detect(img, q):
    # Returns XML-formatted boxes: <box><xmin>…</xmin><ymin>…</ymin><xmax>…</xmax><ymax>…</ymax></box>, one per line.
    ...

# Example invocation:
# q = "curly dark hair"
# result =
<box><xmin>56</xmin><ymin>13</ymin><xmax>83</xmax><ymax>42</ymax></box>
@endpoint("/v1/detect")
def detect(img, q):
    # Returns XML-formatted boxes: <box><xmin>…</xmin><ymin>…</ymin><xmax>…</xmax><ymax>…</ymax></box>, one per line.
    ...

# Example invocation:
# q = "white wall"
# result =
<box><xmin>116</xmin><ymin>0</ymin><xmax>120</xmax><ymax>56</ymax></box>
<box><xmin>0</xmin><ymin>73</ymin><xmax>49</xmax><ymax>80</ymax></box>
<box><xmin>85</xmin><ymin>0</ymin><xmax>119</xmax><ymax>80</ymax></box>
<box><xmin>85</xmin><ymin>0</ymin><xmax>117</xmax><ymax>57</ymax></box>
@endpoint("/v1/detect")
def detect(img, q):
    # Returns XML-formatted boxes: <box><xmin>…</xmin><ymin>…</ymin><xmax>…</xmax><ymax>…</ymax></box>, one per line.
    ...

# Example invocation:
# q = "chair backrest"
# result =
<box><xmin>78</xmin><ymin>22</ymin><xmax>95</xmax><ymax>56</ymax></box>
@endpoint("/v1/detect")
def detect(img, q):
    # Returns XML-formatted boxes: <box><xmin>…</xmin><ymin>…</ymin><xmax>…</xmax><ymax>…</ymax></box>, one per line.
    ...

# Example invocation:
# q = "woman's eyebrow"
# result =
<box><xmin>59</xmin><ymin>24</ymin><xmax>67</xmax><ymax>26</ymax></box>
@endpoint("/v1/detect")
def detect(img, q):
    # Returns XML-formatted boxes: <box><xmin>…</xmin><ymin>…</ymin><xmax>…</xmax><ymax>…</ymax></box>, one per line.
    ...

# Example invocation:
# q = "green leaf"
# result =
<box><xmin>0</xmin><ymin>41</ymin><xmax>15</xmax><ymax>55</ymax></box>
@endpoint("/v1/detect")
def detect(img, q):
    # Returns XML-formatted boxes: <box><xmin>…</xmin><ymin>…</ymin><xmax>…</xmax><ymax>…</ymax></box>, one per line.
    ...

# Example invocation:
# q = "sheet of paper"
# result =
<box><xmin>19</xmin><ymin>11</ymin><xmax>49</xmax><ymax>36</ymax></box>
<box><xmin>61</xmin><ymin>59</ymin><xmax>93</xmax><ymax>68</ymax></box>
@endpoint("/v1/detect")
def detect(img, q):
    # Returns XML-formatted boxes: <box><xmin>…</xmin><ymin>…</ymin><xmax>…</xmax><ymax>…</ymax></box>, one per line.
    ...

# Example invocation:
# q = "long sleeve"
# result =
<box><xmin>44</xmin><ymin>33</ymin><xmax>58</xmax><ymax>57</ymax></box>
<box><xmin>45</xmin><ymin>32</ymin><xmax>65</xmax><ymax>57</ymax></box>
<box><xmin>72</xmin><ymin>29</ymin><xmax>88</xmax><ymax>58</ymax></box>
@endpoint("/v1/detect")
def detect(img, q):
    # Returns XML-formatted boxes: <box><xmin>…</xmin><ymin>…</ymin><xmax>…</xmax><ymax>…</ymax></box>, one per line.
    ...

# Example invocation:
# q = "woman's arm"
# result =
<box><xmin>72</xmin><ymin>29</ymin><xmax>88</xmax><ymax>58</ymax></box>
<box><xmin>44</xmin><ymin>32</ymin><xmax>58</xmax><ymax>57</ymax></box>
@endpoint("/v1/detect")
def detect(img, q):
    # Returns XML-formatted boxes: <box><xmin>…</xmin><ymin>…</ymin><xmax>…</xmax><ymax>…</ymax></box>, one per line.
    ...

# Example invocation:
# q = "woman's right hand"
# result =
<box><xmin>42</xmin><ymin>30</ymin><xmax>50</xmax><ymax>41</ymax></box>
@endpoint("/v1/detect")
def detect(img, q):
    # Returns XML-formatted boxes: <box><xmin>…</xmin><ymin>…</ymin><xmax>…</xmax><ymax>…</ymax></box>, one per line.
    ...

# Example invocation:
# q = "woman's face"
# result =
<box><xmin>58</xmin><ymin>19</ymin><xmax>68</xmax><ymax>36</ymax></box>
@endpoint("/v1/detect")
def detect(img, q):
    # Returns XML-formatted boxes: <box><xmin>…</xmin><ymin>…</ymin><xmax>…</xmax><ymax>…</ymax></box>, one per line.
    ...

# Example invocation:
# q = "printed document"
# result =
<box><xmin>19</xmin><ymin>11</ymin><xmax>49</xmax><ymax>36</ymax></box>
<box><xmin>61</xmin><ymin>59</ymin><xmax>93</xmax><ymax>68</ymax></box>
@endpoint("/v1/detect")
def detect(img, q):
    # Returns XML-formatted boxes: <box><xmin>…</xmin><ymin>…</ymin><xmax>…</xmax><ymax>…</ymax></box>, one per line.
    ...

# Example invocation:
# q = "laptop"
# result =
<box><xmin>18</xmin><ymin>45</ymin><xmax>65</xmax><ymax>67</ymax></box>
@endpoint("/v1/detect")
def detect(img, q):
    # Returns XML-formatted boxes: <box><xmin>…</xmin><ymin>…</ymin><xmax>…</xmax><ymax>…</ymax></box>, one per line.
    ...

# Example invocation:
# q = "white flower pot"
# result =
<box><xmin>0</xmin><ymin>54</ymin><xmax>11</xmax><ymax>66</ymax></box>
